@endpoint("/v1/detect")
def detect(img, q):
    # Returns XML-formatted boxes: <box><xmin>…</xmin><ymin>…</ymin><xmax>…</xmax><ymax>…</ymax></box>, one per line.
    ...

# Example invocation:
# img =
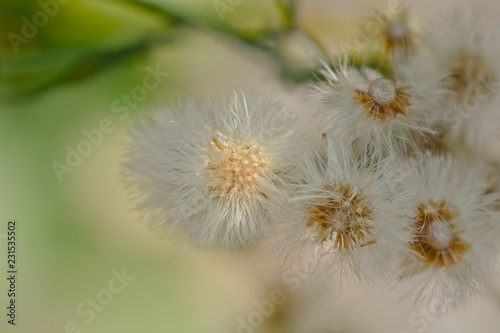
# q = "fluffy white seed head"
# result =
<box><xmin>124</xmin><ymin>91</ymin><xmax>302</xmax><ymax>250</ymax></box>
<box><xmin>310</xmin><ymin>56</ymin><xmax>447</xmax><ymax>159</ymax></box>
<box><xmin>383</xmin><ymin>10</ymin><xmax>416</xmax><ymax>60</ymax></box>
<box><xmin>276</xmin><ymin>134</ymin><xmax>414</xmax><ymax>288</ymax></box>
<box><xmin>424</xmin><ymin>7</ymin><xmax>500</xmax><ymax>160</ymax></box>
<box><xmin>398</xmin><ymin>152</ymin><xmax>500</xmax><ymax>314</ymax></box>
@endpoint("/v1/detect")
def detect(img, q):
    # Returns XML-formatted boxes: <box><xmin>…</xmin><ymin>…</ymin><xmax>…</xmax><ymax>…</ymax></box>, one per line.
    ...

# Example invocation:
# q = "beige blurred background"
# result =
<box><xmin>1</xmin><ymin>0</ymin><xmax>500</xmax><ymax>332</ymax></box>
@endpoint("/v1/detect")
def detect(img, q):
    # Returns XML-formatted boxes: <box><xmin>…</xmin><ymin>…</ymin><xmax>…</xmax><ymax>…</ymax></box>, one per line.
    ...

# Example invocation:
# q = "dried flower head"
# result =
<box><xmin>448</xmin><ymin>48</ymin><xmax>494</xmax><ymax>102</ymax></box>
<box><xmin>124</xmin><ymin>91</ymin><xmax>301</xmax><ymax>250</ymax></box>
<box><xmin>384</xmin><ymin>11</ymin><xmax>416</xmax><ymax>58</ymax></box>
<box><xmin>398</xmin><ymin>152</ymin><xmax>500</xmax><ymax>313</ymax></box>
<box><xmin>276</xmin><ymin>134</ymin><xmax>413</xmax><ymax>287</ymax></box>
<box><xmin>425</xmin><ymin>7</ymin><xmax>500</xmax><ymax>160</ymax></box>
<box><xmin>310</xmin><ymin>56</ymin><xmax>446</xmax><ymax>159</ymax></box>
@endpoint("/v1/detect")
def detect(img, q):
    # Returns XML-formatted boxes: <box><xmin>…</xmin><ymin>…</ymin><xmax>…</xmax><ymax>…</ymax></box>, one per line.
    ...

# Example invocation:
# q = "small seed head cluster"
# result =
<box><xmin>124</xmin><ymin>5</ymin><xmax>500</xmax><ymax>315</ymax></box>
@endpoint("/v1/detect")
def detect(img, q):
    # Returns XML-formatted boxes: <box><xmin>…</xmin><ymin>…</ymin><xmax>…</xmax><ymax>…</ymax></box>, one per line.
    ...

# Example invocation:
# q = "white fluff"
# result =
<box><xmin>424</xmin><ymin>7</ymin><xmax>500</xmax><ymax>161</ymax></box>
<box><xmin>124</xmin><ymin>91</ymin><xmax>302</xmax><ymax>250</ymax></box>
<box><xmin>398</xmin><ymin>152</ymin><xmax>500</xmax><ymax>314</ymax></box>
<box><xmin>276</xmin><ymin>134</ymin><xmax>414</xmax><ymax>288</ymax></box>
<box><xmin>309</xmin><ymin>55</ymin><xmax>447</xmax><ymax>159</ymax></box>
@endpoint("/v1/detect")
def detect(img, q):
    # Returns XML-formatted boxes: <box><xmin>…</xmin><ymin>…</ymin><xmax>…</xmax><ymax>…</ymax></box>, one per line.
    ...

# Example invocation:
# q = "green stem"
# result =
<box><xmin>120</xmin><ymin>0</ymin><xmax>325</xmax><ymax>83</ymax></box>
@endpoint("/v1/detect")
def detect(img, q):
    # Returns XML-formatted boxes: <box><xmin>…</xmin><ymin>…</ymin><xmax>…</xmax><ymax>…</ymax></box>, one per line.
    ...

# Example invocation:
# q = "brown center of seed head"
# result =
<box><xmin>306</xmin><ymin>184</ymin><xmax>374</xmax><ymax>250</ymax></box>
<box><xmin>410</xmin><ymin>201</ymin><xmax>469</xmax><ymax>268</ymax></box>
<box><xmin>449</xmin><ymin>49</ymin><xmax>494</xmax><ymax>102</ymax></box>
<box><xmin>354</xmin><ymin>78</ymin><xmax>412</xmax><ymax>121</ymax></box>
<box><xmin>206</xmin><ymin>137</ymin><xmax>269</xmax><ymax>198</ymax></box>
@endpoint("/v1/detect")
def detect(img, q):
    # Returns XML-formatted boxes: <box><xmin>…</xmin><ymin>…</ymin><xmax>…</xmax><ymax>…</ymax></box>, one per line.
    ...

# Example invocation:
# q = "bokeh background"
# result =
<box><xmin>1</xmin><ymin>0</ymin><xmax>500</xmax><ymax>332</ymax></box>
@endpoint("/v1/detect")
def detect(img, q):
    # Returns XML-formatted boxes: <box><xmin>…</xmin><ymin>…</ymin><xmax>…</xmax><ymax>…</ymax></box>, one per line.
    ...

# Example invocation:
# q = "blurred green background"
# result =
<box><xmin>1</xmin><ymin>1</ymin><xmax>500</xmax><ymax>333</ymax></box>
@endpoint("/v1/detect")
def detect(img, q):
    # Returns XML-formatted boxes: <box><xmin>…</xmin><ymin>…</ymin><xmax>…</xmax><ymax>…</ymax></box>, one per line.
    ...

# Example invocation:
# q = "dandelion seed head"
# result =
<box><xmin>423</xmin><ymin>7</ymin><xmax>500</xmax><ymax>159</ymax></box>
<box><xmin>384</xmin><ymin>18</ymin><xmax>415</xmax><ymax>57</ymax></box>
<box><xmin>310</xmin><ymin>56</ymin><xmax>443</xmax><ymax>158</ymax></box>
<box><xmin>306</xmin><ymin>184</ymin><xmax>374</xmax><ymax>250</ymax></box>
<box><xmin>276</xmin><ymin>135</ymin><xmax>414</xmax><ymax>287</ymax></box>
<box><xmin>424</xmin><ymin>8</ymin><xmax>498</xmax><ymax>103</ymax></box>
<box><xmin>449</xmin><ymin>49</ymin><xmax>494</xmax><ymax>102</ymax></box>
<box><xmin>398</xmin><ymin>152</ymin><xmax>500</xmax><ymax>313</ymax></box>
<box><xmin>124</xmin><ymin>91</ymin><xmax>301</xmax><ymax>250</ymax></box>
<box><xmin>206</xmin><ymin>137</ymin><xmax>269</xmax><ymax>198</ymax></box>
